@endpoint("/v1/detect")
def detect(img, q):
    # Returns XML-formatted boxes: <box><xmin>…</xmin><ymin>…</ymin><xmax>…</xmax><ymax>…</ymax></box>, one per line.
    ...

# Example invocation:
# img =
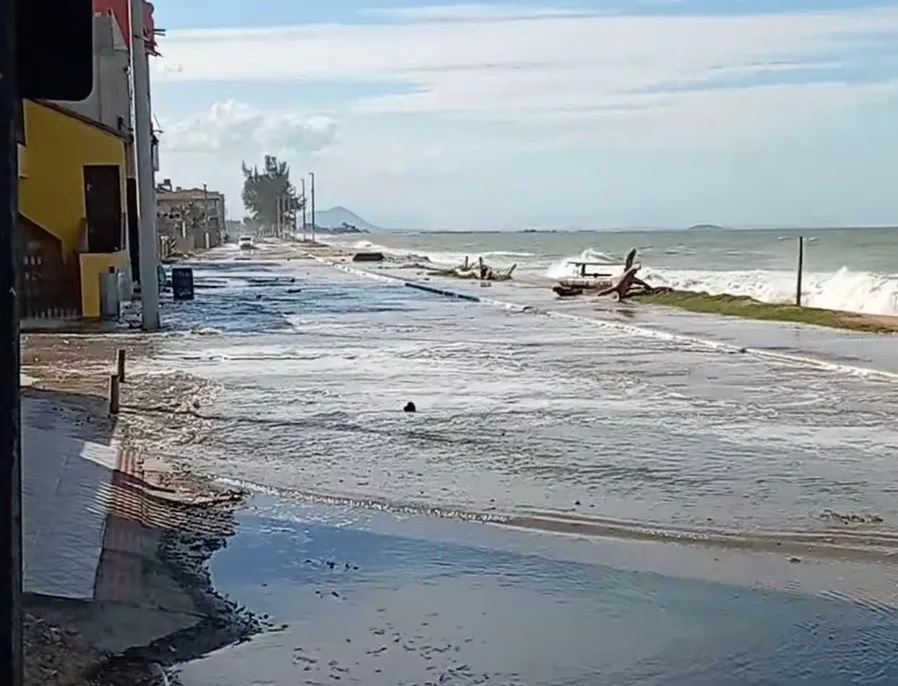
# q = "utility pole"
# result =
<box><xmin>300</xmin><ymin>177</ymin><xmax>307</xmax><ymax>241</ymax></box>
<box><xmin>202</xmin><ymin>183</ymin><xmax>209</xmax><ymax>231</ymax></box>
<box><xmin>276</xmin><ymin>195</ymin><xmax>282</xmax><ymax>238</ymax></box>
<box><xmin>309</xmin><ymin>171</ymin><xmax>316</xmax><ymax>243</ymax></box>
<box><xmin>130</xmin><ymin>0</ymin><xmax>160</xmax><ymax>330</ymax></box>
<box><xmin>0</xmin><ymin>5</ymin><xmax>22</xmax><ymax>684</ymax></box>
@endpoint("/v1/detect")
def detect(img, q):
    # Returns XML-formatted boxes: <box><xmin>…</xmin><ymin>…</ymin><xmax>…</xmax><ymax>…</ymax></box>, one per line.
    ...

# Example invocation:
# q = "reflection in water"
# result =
<box><xmin>177</xmin><ymin>500</ymin><xmax>898</xmax><ymax>686</ymax></box>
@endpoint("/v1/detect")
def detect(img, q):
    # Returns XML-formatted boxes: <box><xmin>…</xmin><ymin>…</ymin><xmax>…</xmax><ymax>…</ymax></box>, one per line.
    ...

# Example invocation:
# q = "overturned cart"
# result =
<box><xmin>552</xmin><ymin>248</ymin><xmax>669</xmax><ymax>300</ymax></box>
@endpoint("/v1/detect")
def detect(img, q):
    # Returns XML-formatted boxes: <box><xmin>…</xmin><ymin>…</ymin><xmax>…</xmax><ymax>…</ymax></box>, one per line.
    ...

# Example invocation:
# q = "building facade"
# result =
<box><xmin>156</xmin><ymin>182</ymin><xmax>227</xmax><ymax>256</ymax></box>
<box><xmin>16</xmin><ymin>1</ymin><xmax>162</xmax><ymax>322</ymax></box>
<box><xmin>18</xmin><ymin>100</ymin><xmax>131</xmax><ymax>319</ymax></box>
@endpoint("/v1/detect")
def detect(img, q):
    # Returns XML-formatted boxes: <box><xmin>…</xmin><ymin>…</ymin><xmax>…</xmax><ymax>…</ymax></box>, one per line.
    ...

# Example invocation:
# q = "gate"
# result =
<box><xmin>19</xmin><ymin>247</ymin><xmax>82</xmax><ymax>320</ymax></box>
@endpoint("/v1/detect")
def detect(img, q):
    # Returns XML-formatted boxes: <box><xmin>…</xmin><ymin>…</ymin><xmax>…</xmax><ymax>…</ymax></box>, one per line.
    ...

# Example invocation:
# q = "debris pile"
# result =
<box><xmin>431</xmin><ymin>256</ymin><xmax>517</xmax><ymax>282</ymax></box>
<box><xmin>552</xmin><ymin>248</ymin><xmax>670</xmax><ymax>299</ymax></box>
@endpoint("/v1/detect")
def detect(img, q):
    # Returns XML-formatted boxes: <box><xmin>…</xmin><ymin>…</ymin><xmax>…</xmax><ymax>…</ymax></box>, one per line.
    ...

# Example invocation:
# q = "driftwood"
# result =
<box><xmin>431</xmin><ymin>256</ymin><xmax>516</xmax><ymax>281</ymax></box>
<box><xmin>552</xmin><ymin>248</ymin><xmax>667</xmax><ymax>301</ymax></box>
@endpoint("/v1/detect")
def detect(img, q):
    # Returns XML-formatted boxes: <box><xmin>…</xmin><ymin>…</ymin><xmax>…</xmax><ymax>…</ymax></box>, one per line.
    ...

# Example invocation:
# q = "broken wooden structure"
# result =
<box><xmin>430</xmin><ymin>256</ymin><xmax>517</xmax><ymax>282</ymax></box>
<box><xmin>553</xmin><ymin>248</ymin><xmax>669</xmax><ymax>300</ymax></box>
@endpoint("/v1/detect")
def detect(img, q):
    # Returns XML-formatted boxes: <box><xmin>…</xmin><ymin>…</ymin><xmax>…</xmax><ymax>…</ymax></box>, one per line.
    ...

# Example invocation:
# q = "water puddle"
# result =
<box><xmin>175</xmin><ymin>496</ymin><xmax>898</xmax><ymax>686</ymax></box>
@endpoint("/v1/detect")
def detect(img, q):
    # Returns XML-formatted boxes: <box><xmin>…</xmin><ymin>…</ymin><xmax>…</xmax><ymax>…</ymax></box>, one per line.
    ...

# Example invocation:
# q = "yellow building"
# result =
<box><xmin>18</xmin><ymin>99</ymin><xmax>131</xmax><ymax>319</ymax></box>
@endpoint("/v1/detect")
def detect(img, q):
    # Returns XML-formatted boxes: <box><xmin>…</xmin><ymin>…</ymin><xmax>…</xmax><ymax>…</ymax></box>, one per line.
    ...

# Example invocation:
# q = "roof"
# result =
<box><xmin>93</xmin><ymin>0</ymin><xmax>159</xmax><ymax>55</ymax></box>
<box><xmin>157</xmin><ymin>188</ymin><xmax>225</xmax><ymax>202</ymax></box>
<box><xmin>32</xmin><ymin>100</ymin><xmax>131</xmax><ymax>142</ymax></box>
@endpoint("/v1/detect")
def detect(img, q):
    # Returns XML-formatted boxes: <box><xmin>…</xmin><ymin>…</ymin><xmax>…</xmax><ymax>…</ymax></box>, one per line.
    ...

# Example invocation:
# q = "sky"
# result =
<box><xmin>149</xmin><ymin>0</ymin><xmax>898</xmax><ymax>230</ymax></box>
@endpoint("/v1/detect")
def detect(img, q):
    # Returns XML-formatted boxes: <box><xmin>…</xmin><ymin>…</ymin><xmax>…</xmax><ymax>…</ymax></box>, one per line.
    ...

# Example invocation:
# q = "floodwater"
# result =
<box><xmin>150</xmin><ymin>244</ymin><xmax>898</xmax><ymax>684</ymax></box>
<box><xmin>174</xmin><ymin>496</ymin><xmax>898</xmax><ymax>686</ymax></box>
<box><xmin>146</xmin><ymin>246</ymin><xmax>898</xmax><ymax>543</ymax></box>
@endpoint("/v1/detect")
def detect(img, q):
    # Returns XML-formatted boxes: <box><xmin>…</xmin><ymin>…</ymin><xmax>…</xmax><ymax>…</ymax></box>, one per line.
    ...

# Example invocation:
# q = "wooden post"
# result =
<box><xmin>795</xmin><ymin>236</ymin><xmax>804</xmax><ymax>307</ymax></box>
<box><xmin>108</xmin><ymin>374</ymin><xmax>120</xmax><ymax>415</ymax></box>
<box><xmin>116</xmin><ymin>348</ymin><xmax>126</xmax><ymax>383</ymax></box>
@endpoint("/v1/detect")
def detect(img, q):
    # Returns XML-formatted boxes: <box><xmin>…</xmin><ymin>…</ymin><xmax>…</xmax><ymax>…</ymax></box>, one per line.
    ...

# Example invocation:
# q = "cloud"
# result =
<box><xmin>151</xmin><ymin>4</ymin><xmax>898</xmax><ymax>227</ymax></box>
<box><xmin>361</xmin><ymin>3</ymin><xmax>601</xmax><ymax>21</ymax></box>
<box><xmin>160</xmin><ymin>100</ymin><xmax>337</xmax><ymax>155</ymax></box>
<box><xmin>150</xmin><ymin>3</ymin><xmax>898</xmax><ymax>148</ymax></box>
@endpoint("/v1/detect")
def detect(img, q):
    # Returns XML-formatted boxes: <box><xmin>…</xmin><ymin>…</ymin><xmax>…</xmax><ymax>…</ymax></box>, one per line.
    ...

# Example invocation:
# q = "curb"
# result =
<box><xmin>403</xmin><ymin>280</ymin><xmax>481</xmax><ymax>302</ymax></box>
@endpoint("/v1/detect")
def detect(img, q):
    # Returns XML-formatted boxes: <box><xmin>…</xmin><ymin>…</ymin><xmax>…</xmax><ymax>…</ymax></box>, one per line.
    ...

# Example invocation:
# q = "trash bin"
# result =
<box><xmin>171</xmin><ymin>266</ymin><xmax>195</xmax><ymax>301</ymax></box>
<box><xmin>99</xmin><ymin>267</ymin><xmax>120</xmax><ymax>320</ymax></box>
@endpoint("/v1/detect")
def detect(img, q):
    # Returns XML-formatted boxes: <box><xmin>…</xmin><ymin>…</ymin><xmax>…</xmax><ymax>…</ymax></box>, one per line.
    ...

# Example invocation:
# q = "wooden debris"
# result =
<box><xmin>430</xmin><ymin>256</ymin><xmax>516</xmax><ymax>282</ymax></box>
<box><xmin>552</xmin><ymin>248</ymin><xmax>670</xmax><ymax>301</ymax></box>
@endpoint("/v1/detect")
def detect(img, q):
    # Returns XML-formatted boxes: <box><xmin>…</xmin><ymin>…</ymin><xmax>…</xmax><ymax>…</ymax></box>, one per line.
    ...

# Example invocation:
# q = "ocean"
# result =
<box><xmin>329</xmin><ymin>227</ymin><xmax>898</xmax><ymax>316</ymax></box>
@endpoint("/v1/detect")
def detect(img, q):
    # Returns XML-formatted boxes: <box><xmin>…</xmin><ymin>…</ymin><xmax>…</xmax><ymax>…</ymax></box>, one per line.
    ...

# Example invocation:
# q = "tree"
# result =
<box><xmin>241</xmin><ymin>154</ymin><xmax>300</xmax><ymax>234</ymax></box>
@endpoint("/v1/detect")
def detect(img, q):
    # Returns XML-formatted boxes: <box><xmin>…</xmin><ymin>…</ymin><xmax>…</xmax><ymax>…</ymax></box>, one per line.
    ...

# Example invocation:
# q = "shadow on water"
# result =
<box><xmin>175</xmin><ymin>498</ymin><xmax>898</xmax><ymax>686</ymax></box>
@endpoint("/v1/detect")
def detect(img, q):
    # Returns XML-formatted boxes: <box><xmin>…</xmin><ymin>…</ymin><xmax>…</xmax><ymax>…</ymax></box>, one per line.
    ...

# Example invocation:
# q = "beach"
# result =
<box><xmin>83</xmin><ymin>234</ymin><xmax>897</xmax><ymax>683</ymax></box>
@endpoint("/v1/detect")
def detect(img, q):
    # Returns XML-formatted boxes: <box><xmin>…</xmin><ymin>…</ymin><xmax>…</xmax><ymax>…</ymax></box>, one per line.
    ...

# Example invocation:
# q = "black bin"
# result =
<box><xmin>171</xmin><ymin>267</ymin><xmax>195</xmax><ymax>301</ymax></box>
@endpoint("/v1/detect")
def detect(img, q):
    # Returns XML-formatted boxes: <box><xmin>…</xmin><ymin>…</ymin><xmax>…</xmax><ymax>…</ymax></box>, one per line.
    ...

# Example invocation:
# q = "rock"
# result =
<box><xmin>403</xmin><ymin>402</ymin><xmax>416</xmax><ymax>413</ymax></box>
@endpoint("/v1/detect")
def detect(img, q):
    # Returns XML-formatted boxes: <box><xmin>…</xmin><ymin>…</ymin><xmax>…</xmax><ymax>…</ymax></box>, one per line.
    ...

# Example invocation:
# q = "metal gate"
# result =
<box><xmin>18</xmin><ymin>247</ymin><xmax>82</xmax><ymax>320</ymax></box>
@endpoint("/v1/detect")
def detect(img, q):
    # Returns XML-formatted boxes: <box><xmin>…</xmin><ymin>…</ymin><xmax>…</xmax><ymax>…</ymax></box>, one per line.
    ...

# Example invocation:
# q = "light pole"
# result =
<box><xmin>300</xmin><ymin>177</ymin><xmax>307</xmax><ymax>241</ymax></box>
<box><xmin>309</xmin><ymin>172</ymin><xmax>316</xmax><ymax>243</ymax></box>
<box><xmin>130</xmin><ymin>0</ymin><xmax>160</xmax><ymax>330</ymax></box>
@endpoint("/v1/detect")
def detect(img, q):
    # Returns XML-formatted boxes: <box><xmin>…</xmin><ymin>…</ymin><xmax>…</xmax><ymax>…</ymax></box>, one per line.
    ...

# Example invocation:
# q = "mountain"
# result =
<box><xmin>313</xmin><ymin>206</ymin><xmax>381</xmax><ymax>233</ymax></box>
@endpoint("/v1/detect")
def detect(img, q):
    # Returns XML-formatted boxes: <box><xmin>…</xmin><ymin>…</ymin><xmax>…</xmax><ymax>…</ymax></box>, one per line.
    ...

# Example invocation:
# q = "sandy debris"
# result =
<box><xmin>24</xmin><ymin>612</ymin><xmax>106</xmax><ymax>686</ymax></box>
<box><xmin>24</xmin><ymin>611</ymin><xmax>161</xmax><ymax>686</ymax></box>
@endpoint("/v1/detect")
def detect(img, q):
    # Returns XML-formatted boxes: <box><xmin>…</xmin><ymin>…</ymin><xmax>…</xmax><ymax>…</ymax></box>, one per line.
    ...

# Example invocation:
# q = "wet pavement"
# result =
<box><xmin>175</xmin><ymin>496</ymin><xmax>898</xmax><ymax>686</ymax></box>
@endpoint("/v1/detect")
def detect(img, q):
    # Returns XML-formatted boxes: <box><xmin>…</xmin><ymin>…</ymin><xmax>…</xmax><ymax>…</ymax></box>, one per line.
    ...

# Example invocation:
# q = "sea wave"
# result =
<box><xmin>326</xmin><ymin>239</ymin><xmax>898</xmax><ymax>316</ymax></box>
<box><xmin>544</xmin><ymin>250</ymin><xmax>898</xmax><ymax>316</ymax></box>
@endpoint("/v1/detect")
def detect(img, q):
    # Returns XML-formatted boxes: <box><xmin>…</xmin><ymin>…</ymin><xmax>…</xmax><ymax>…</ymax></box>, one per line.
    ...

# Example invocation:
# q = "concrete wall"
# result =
<box><xmin>19</xmin><ymin>101</ymin><xmax>128</xmax><ymax>253</ymax></box>
<box><xmin>53</xmin><ymin>13</ymin><xmax>132</xmax><ymax>136</ymax></box>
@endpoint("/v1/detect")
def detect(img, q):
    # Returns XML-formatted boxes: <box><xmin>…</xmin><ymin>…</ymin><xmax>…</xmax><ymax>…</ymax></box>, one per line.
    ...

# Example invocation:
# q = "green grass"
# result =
<box><xmin>634</xmin><ymin>290</ymin><xmax>898</xmax><ymax>333</ymax></box>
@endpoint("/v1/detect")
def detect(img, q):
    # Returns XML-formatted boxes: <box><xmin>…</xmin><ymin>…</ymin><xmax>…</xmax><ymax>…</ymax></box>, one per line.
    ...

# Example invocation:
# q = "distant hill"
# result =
<box><xmin>688</xmin><ymin>223</ymin><xmax>726</xmax><ymax>231</ymax></box>
<box><xmin>313</xmin><ymin>207</ymin><xmax>381</xmax><ymax>233</ymax></box>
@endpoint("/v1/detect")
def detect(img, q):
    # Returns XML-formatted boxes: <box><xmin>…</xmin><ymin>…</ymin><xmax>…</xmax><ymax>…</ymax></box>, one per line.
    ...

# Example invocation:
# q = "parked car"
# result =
<box><xmin>238</xmin><ymin>236</ymin><xmax>254</xmax><ymax>250</ymax></box>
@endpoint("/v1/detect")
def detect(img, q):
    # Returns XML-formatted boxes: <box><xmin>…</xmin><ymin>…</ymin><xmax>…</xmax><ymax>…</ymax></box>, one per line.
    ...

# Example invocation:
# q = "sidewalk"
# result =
<box><xmin>19</xmin><ymin>334</ymin><xmax>255</xmax><ymax>685</ymax></box>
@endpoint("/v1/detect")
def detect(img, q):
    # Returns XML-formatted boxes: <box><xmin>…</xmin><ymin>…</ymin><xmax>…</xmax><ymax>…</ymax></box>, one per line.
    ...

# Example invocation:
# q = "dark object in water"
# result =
<box><xmin>171</xmin><ymin>267</ymin><xmax>195</xmax><ymax>301</ymax></box>
<box><xmin>553</xmin><ymin>285</ymin><xmax>584</xmax><ymax>297</ymax></box>
<box><xmin>403</xmin><ymin>402</ymin><xmax>416</xmax><ymax>412</ymax></box>
<box><xmin>353</xmin><ymin>252</ymin><xmax>385</xmax><ymax>262</ymax></box>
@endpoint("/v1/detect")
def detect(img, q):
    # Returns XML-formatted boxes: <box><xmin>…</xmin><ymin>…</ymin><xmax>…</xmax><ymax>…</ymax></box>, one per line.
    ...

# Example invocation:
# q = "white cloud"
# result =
<box><xmin>151</xmin><ymin>4</ymin><xmax>898</xmax><ymax>227</ymax></box>
<box><xmin>150</xmin><ymin>4</ymin><xmax>898</xmax><ymax>149</ymax></box>
<box><xmin>160</xmin><ymin>100</ymin><xmax>337</xmax><ymax>155</ymax></box>
<box><xmin>362</xmin><ymin>3</ymin><xmax>601</xmax><ymax>21</ymax></box>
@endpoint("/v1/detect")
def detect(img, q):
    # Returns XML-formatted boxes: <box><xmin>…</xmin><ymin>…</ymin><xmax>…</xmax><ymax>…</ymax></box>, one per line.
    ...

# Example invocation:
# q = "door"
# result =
<box><xmin>83</xmin><ymin>164</ymin><xmax>123</xmax><ymax>253</ymax></box>
<box><xmin>126</xmin><ymin>177</ymin><xmax>139</xmax><ymax>277</ymax></box>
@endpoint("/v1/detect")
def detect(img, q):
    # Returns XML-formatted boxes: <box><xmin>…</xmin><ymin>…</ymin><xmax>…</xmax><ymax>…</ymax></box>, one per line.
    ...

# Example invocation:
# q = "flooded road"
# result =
<box><xmin>145</xmin><ymin>244</ymin><xmax>898</xmax><ymax>684</ymax></box>
<box><xmin>144</xmin><ymin>248</ymin><xmax>898</xmax><ymax>543</ymax></box>
<box><xmin>175</xmin><ymin>497</ymin><xmax>898</xmax><ymax>686</ymax></box>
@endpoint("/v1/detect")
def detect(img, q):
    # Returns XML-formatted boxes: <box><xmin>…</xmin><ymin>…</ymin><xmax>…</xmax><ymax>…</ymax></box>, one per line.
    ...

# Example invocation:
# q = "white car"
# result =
<box><xmin>238</xmin><ymin>236</ymin><xmax>254</xmax><ymax>250</ymax></box>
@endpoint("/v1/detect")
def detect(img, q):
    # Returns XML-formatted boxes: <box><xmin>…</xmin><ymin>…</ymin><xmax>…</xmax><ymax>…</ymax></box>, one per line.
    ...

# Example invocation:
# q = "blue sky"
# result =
<box><xmin>150</xmin><ymin>0</ymin><xmax>898</xmax><ymax>229</ymax></box>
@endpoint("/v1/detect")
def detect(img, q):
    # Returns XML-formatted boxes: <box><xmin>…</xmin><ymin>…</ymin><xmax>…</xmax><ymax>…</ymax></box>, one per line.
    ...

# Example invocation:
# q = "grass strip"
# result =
<box><xmin>634</xmin><ymin>290</ymin><xmax>898</xmax><ymax>333</ymax></box>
